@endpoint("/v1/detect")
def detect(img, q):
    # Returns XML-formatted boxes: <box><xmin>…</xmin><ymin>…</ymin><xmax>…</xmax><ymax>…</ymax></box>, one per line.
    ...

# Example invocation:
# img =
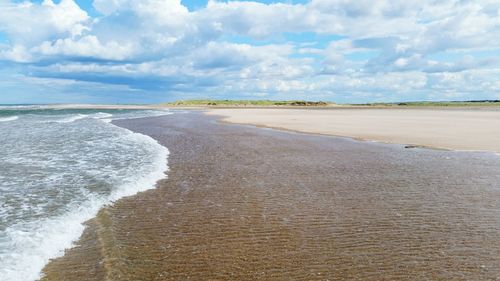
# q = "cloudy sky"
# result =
<box><xmin>0</xmin><ymin>0</ymin><xmax>499</xmax><ymax>104</ymax></box>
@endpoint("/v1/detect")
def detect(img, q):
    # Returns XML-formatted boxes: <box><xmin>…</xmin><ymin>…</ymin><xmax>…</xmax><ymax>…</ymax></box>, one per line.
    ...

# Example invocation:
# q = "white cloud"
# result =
<box><xmin>33</xmin><ymin>35</ymin><xmax>135</xmax><ymax>60</ymax></box>
<box><xmin>0</xmin><ymin>0</ymin><xmax>499</xmax><ymax>102</ymax></box>
<box><xmin>93</xmin><ymin>0</ymin><xmax>190</xmax><ymax>27</ymax></box>
<box><xmin>0</xmin><ymin>44</ymin><xmax>32</xmax><ymax>62</ymax></box>
<box><xmin>0</xmin><ymin>0</ymin><xmax>89</xmax><ymax>45</ymax></box>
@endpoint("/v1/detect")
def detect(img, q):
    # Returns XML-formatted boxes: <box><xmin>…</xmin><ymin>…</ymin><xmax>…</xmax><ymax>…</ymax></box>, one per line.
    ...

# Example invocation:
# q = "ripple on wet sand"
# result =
<box><xmin>43</xmin><ymin>112</ymin><xmax>500</xmax><ymax>280</ymax></box>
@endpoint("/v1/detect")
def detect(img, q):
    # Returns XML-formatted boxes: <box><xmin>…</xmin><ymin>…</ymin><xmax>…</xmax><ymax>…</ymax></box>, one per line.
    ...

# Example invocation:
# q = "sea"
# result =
<box><xmin>0</xmin><ymin>105</ymin><xmax>171</xmax><ymax>281</ymax></box>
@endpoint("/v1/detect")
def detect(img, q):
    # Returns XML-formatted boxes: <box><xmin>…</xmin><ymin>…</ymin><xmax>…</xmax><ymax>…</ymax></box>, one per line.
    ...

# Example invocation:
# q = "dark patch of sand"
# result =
<box><xmin>42</xmin><ymin>112</ymin><xmax>500</xmax><ymax>280</ymax></box>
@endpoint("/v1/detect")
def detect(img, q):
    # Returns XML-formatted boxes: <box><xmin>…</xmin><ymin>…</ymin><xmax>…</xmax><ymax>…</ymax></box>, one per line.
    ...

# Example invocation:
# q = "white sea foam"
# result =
<box><xmin>0</xmin><ymin>110</ymin><xmax>170</xmax><ymax>281</ymax></box>
<box><xmin>91</xmin><ymin>112</ymin><xmax>113</xmax><ymax>119</ymax></box>
<box><xmin>0</xmin><ymin>105</ymin><xmax>43</xmax><ymax>110</ymax></box>
<box><xmin>1</xmin><ymin>134</ymin><xmax>168</xmax><ymax>281</ymax></box>
<box><xmin>0</xmin><ymin>116</ymin><xmax>18</xmax><ymax>122</ymax></box>
<box><xmin>53</xmin><ymin>114</ymin><xmax>88</xmax><ymax>123</ymax></box>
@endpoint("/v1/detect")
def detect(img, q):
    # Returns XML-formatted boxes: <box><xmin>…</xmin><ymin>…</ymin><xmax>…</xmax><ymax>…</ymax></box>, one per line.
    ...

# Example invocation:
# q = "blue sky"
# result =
<box><xmin>0</xmin><ymin>0</ymin><xmax>499</xmax><ymax>104</ymax></box>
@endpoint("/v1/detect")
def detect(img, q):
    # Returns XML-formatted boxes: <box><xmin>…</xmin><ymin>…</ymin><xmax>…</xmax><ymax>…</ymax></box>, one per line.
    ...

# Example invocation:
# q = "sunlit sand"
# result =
<box><xmin>208</xmin><ymin>108</ymin><xmax>500</xmax><ymax>153</ymax></box>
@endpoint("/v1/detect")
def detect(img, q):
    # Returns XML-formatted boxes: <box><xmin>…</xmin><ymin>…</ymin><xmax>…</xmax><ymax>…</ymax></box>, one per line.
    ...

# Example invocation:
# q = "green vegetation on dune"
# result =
<box><xmin>164</xmin><ymin>100</ymin><xmax>334</xmax><ymax>107</ymax></box>
<box><xmin>351</xmin><ymin>100</ymin><xmax>500</xmax><ymax>107</ymax></box>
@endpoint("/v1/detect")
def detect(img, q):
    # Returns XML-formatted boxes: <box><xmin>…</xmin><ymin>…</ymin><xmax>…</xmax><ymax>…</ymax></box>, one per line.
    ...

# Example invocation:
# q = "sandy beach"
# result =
<box><xmin>41</xmin><ymin>111</ymin><xmax>500</xmax><ymax>280</ymax></box>
<box><xmin>207</xmin><ymin>108</ymin><xmax>500</xmax><ymax>153</ymax></box>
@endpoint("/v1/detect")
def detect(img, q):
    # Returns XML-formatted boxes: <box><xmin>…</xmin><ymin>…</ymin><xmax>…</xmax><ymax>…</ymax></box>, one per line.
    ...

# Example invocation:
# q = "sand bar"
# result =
<box><xmin>42</xmin><ymin>112</ymin><xmax>500</xmax><ymax>280</ymax></box>
<box><xmin>207</xmin><ymin>108</ymin><xmax>500</xmax><ymax>153</ymax></box>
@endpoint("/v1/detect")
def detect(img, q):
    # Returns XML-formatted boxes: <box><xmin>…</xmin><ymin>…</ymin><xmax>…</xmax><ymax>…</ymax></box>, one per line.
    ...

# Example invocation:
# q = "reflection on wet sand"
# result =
<box><xmin>43</xmin><ymin>112</ymin><xmax>500</xmax><ymax>280</ymax></box>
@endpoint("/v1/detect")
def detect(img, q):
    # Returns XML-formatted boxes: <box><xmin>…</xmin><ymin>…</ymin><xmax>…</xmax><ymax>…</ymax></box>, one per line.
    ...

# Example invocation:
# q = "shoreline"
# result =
<box><xmin>25</xmin><ymin>114</ymin><xmax>170</xmax><ymax>281</ymax></box>
<box><xmin>206</xmin><ymin>108</ymin><xmax>500</xmax><ymax>154</ymax></box>
<box><xmin>217</xmin><ymin>118</ymin><xmax>455</xmax><ymax>152</ymax></box>
<box><xmin>41</xmin><ymin>112</ymin><xmax>500</xmax><ymax>280</ymax></box>
<box><xmin>217</xmin><ymin>118</ymin><xmax>497</xmax><ymax>154</ymax></box>
<box><xmin>0</xmin><ymin>109</ymin><xmax>171</xmax><ymax>281</ymax></box>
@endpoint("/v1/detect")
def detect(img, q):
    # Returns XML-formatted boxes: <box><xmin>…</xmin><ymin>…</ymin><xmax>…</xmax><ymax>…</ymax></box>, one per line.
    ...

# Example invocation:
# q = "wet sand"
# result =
<box><xmin>42</xmin><ymin>111</ymin><xmax>500</xmax><ymax>280</ymax></box>
<box><xmin>207</xmin><ymin>108</ymin><xmax>500</xmax><ymax>153</ymax></box>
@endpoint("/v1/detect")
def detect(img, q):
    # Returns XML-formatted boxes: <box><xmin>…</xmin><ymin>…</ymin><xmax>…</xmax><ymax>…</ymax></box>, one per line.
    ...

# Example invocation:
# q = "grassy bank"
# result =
<box><xmin>350</xmin><ymin>100</ymin><xmax>500</xmax><ymax>107</ymax></box>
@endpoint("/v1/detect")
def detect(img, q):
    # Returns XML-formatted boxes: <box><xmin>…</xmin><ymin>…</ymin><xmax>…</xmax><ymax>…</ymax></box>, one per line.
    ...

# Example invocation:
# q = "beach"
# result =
<box><xmin>207</xmin><ymin>107</ymin><xmax>500</xmax><ymax>153</ymax></box>
<box><xmin>41</xmin><ymin>110</ymin><xmax>500</xmax><ymax>280</ymax></box>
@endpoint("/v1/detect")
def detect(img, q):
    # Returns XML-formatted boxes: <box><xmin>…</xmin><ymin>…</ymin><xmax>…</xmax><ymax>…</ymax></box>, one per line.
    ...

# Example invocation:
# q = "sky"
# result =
<box><xmin>0</xmin><ymin>0</ymin><xmax>499</xmax><ymax>104</ymax></box>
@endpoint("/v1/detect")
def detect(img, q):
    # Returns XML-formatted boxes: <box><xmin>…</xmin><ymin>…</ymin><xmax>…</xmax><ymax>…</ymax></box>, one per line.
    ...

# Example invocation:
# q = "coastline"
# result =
<box><xmin>41</xmin><ymin>111</ymin><xmax>500</xmax><ymax>280</ymax></box>
<box><xmin>0</xmin><ymin>110</ymin><xmax>170</xmax><ymax>281</ymax></box>
<box><xmin>206</xmin><ymin>108</ymin><xmax>500</xmax><ymax>153</ymax></box>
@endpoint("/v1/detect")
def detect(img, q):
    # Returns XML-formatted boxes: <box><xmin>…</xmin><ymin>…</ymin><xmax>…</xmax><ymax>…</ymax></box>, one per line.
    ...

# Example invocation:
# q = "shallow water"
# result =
<box><xmin>43</xmin><ymin>112</ymin><xmax>500</xmax><ymax>280</ymax></box>
<box><xmin>0</xmin><ymin>107</ymin><xmax>170</xmax><ymax>281</ymax></box>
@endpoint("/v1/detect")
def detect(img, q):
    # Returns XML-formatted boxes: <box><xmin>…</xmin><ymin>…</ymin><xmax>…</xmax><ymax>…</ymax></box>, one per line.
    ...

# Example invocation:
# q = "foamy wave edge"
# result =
<box><xmin>53</xmin><ymin>114</ymin><xmax>88</xmax><ymax>123</ymax></box>
<box><xmin>0</xmin><ymin>116</ymin><xmax>19</xmax><ymax>122</ymax></box>
<box><xmin>1</xmin><ymin>121</ymin><xmax>170</xmax><ymax>281</ymax></box>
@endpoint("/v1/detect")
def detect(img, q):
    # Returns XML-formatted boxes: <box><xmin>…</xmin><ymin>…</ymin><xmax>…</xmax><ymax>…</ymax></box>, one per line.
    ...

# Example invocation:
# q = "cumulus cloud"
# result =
<box><xmin>0</xmin><ymin>0</ymin><xmax>499</xmax><ymax>102</ymax></box>
<box><xmin>32</xmin><ymin>35</ymin><xmax>135</xmax><ymax>60</ymax></box>
<box><xmin>0</xmin><ymin>0</ymin><xmax>89</xmax><ymax>45</ymax></box>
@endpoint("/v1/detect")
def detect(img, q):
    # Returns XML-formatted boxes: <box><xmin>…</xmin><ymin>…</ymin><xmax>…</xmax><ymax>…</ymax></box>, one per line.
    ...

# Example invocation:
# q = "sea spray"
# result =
<box><xmin>0</xmin><ymin>108</ymin><xmax>170</xmax><ymax>281</ymax></box>
<box><xmin>0</xmin><ymin>116</ymin><xmax>18</xmax><ymax>122</ymax></box>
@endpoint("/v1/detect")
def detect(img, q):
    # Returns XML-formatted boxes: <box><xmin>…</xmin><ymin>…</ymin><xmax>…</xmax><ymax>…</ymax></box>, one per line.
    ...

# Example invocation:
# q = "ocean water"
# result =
<box><xmin>0</xmin><ymin>106</ymin><xmax>171</xmax><ymax>281</ymax></box>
